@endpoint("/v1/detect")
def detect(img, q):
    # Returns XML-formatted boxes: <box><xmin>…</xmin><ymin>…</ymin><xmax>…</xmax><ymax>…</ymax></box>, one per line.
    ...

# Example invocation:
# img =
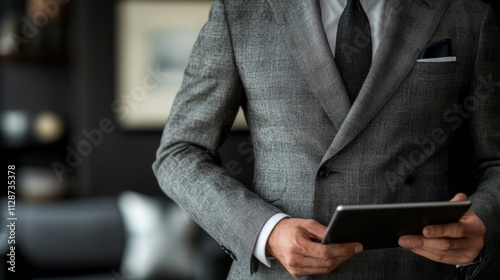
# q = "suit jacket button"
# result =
<box><xmin>404</xmin><ymin>174</ymin><xmax>416</xmax><ymax>185</ymax></box>
<box><xmin>318</xmin><ymin>167</ymin><xmax>330</xmax><ymax>179</ymax></box>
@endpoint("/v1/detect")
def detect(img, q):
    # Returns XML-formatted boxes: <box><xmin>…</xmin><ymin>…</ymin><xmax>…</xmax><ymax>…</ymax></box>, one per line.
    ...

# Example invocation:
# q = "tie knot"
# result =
<box><xmin>346</xmin><ymin>0</ymin><xmax>363</xmax><ymax>11</ymax></box>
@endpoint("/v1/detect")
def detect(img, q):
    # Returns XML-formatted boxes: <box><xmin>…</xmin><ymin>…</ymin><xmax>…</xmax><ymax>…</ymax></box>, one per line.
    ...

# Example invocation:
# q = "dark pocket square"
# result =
<box><xmin>418</xmin><ymin>38</ymin><xmax>453</xmax><ymax>59</ymax></box>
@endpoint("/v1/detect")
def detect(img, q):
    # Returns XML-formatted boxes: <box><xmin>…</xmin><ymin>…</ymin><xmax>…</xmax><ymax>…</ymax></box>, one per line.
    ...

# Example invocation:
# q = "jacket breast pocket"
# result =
<box><xmin>397</xmin><ymin>60</ymin><xmax>460</xmax><ymax>112</ymax></box>
<box><xmin>411</xmin><ymin>60</ymin><xmax>458</xmax><ymax>77</ymax></box>
<box><xmin>408</xmin><ymin>61</ymin><xmax>458</xmax><ymax>93</ymax></box>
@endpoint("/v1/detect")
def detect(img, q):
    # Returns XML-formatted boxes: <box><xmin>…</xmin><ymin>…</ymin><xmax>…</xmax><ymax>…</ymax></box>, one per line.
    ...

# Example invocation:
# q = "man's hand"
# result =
<box><xmin>398</xmin><ymin>193</ymin><xmax>486</xmax><ymax>265</ymax></box>
<box><xmin>266</xmin><ymin>218</ymin><xmax>363</xmax><ymax>277</ymax></box>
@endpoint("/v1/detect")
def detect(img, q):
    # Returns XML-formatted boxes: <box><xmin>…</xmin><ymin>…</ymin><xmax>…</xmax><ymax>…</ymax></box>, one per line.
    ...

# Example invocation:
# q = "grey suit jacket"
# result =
<box><xmin>153</xmin><ymin>0</ymin><xmax>500</xmax><ymax>279</ymax></box>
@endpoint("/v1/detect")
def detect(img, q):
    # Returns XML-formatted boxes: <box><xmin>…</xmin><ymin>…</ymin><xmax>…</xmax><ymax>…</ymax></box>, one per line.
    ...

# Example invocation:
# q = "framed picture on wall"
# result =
<box><xmin>115</xmin><ymin>0</ymin><xmax>247</xmax><ymax>130</ymax></box>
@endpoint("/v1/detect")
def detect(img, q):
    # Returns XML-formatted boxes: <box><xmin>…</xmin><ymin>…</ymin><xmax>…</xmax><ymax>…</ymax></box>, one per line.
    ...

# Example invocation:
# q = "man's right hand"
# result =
<box><xmin>266</xmin><ymin>218</ymin><xmax>363</xmax><ymax>277</ymax></box>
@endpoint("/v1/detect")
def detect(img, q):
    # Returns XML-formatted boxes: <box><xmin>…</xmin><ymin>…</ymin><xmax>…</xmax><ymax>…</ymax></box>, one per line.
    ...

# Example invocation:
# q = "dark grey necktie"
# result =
<box><xmin>335</xmin><ymin>0</ymin><xmax>372</xmax><ymax>102</ymax></box>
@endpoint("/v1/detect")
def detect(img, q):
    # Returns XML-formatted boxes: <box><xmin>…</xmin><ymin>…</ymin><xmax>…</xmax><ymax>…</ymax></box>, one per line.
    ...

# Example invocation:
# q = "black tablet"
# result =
<box><xmin>322</xmin><ymin>200</ymin><xmax>471</xmax><ymax>249</ymax></box>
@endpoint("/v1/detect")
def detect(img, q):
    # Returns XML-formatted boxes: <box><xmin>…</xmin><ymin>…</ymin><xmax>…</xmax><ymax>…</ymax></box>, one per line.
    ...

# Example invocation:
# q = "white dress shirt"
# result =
<box><xmin>253</xmin><ymin>0</ymin><xmax>389</xmax><ymax>267</ymax></box>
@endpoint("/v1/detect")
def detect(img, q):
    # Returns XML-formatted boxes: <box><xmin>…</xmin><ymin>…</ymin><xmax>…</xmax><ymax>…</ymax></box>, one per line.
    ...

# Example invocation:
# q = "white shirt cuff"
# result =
<box><xmin>456</xmin><ymin>259</ymin><xmax>481</xmax><ymax>268</ymax></box>
<box><xmin>455</xmin><ymin>252</ymin><xmax>482</xmax><ymax>268</ymax></box>
<box><xmin>253</xmin><ymin>213</ymin><xmax>290</xmax><ymax>267</ymax></box>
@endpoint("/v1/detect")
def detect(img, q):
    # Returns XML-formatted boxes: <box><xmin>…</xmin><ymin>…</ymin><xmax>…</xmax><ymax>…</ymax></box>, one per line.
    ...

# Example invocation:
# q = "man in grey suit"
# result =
<box><xmin>153</xmin><ymin>0</ymin><xmax>500</xmax><ymax>279</ymax></box>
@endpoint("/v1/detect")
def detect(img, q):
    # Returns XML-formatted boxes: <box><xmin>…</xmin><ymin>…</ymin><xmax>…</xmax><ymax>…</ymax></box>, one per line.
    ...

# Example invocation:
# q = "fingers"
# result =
<box><xmin>399</xmin><ymin>235</ymin><xmax>470</xmax><ymax>251</ymax></box>
<box><xmin>276</xmin><ymin>219</ymin><xmax>362</xmax><ymax>258</ymax></box>
<box><xmin>283</xmin><ymin>243</ymin><xmax>360</xmax><ymax>267</ymax></box>
<box><xmin>399</xmin><ymin>197</ymin><xmax>486</xmax><ymax>266</ymax></box>
<box><xmin>423</xmin><ymin>222</ymin><xmax>466</xmax><ymax>238</ymax></box>
<box><xmin>407</xmin><ymin>247</ymin><xmax>479</xmax><ymax>265</ymax></box>
<box><xmin>267</xmin><ymin>218</ymin><xmax>363</xmax><ymax>277</ymax></box>
<box><xmin>307</xmin><ymin>241</ymin><xmax>363</xmax><ymax>260</ymax></box>
<box><xmin>283</xmin><ymin>251</ymin><xmax>353</xmax><ymax>277</ymax></box>
<box><xmin>282</xmin><ymin>242</ymin><xmax>362</xmax><ymax>277</ymax></box>
<box><xmin>399</xmin><ymin>234</ymin><xmax>483</xmax><ymax>265</ymax></box>
<box><xmin>449</xmin><ymin>193</ymin><xmax>468</xmax><ymax>202</ymax></box>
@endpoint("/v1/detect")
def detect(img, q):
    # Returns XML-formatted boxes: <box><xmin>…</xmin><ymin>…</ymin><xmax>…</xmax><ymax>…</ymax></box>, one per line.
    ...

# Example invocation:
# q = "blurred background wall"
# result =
<box><xmin>0</xmin><ymin>0</ymin><xmax>244</xmax><ymax>279</ymax></box>
<box><xmin>0</xmin><ymin>0</ymin><xmax>499</xmax><ymax>279</ymax></box>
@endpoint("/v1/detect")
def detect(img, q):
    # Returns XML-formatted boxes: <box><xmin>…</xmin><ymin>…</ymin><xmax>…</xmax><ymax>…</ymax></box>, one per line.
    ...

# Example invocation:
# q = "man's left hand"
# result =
<box><xmin>398</xmin><ymin>193</ymin><xmax>486</xmax><ymax>265</ymax></box>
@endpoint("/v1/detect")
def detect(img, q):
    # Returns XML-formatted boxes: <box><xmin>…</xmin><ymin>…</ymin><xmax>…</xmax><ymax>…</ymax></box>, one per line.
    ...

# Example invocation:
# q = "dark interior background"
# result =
<box><xmin>0</xmin><ymin>0</ymin><xmax>254</xmax><ymax>198</ymax></box>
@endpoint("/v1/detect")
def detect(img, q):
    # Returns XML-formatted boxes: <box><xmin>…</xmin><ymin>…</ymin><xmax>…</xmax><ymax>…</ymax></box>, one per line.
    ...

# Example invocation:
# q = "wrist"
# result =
<box><xmin>253</xmin><ymin>213</ymin><xmax>290</xmax><ymax>267</ymax></box>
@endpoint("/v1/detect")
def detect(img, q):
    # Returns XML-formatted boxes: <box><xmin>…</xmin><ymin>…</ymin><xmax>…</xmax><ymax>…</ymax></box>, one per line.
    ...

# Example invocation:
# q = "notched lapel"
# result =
<box><xmin>320</xmin><ymin>0</ymin><xmax>452</xmax><ymax>165</ymax></box>
<box><xmin>267</xmin><ymin>0</ymin><xmax>351</xmax><ymax>131</ymax></box>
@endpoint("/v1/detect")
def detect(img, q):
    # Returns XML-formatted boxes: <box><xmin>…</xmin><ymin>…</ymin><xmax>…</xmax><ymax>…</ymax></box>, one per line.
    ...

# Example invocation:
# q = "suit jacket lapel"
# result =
<box><xmin>267</xmin><ymin>0</ymin><xmax>351</xmax><ymax>131</ymax></box>
<box><xmin>320</xmin><ymin>0</ymin><xmax>452</xmax><ymax>165</ymax></box>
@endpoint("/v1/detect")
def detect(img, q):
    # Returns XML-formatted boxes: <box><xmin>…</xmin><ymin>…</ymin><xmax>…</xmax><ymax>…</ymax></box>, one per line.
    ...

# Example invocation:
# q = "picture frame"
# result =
<box><xmin>115</xmin><ymin>0</ymin><xmax>247</xmax><ymax>130</ymax></box>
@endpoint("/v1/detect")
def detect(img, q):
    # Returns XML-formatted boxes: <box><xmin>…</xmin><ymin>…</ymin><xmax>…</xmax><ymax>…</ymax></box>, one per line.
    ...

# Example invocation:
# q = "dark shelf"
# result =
<box><xmin>0</xmin><ymin>49</ymin><xmax>70</xmax><ymax>64</ymax></box>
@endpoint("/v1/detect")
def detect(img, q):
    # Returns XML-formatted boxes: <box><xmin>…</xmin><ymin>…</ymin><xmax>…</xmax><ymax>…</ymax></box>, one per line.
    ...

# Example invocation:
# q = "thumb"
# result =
<box><xmin>449</xmin><ymin>193</ymin><xmax>474</xmax><ymax>222</ymax></box>
<box><xmin>450</xmin><ymin>193</ymin><xmax>468</xmax><ymax>202</ymax></box>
